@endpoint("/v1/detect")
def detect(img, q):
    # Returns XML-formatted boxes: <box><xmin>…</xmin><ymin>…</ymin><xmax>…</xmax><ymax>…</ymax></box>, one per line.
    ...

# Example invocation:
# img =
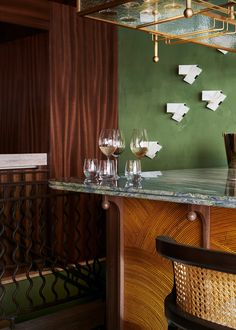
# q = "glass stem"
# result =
<box><xmin>114</xmin><ymin>157</ymin><xmax>118</xmax><ymax>177</ymax></box>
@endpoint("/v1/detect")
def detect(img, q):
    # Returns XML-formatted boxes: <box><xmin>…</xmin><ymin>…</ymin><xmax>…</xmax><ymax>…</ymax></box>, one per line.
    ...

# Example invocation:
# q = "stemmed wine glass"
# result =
<box><xmin>99</xmin><ymin>128</ymin><xmax>117</xmax><ymax>160</ymax></box>
<box><xmin>130</xmin><ymin>128</ymin><xmax>149</xmax><ymax>180</ymax></box>
<box><xmin>130</xmin><ymin>128</ymin><xmax>149</xmax><ymax>159</ymax></box>
<box><xmin>112</xmin><ymin>129</ymin><xmax>126</xmax><ymax>179</ymax></box>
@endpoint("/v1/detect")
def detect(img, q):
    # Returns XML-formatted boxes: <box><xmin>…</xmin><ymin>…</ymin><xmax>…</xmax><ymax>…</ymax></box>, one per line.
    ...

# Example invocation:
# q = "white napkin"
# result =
<box><xmin>140</xmin><ymin>141</ymin><xmax>162</xmax><ymax>159</ymax></box>
<box><xmin>142</xmin><ymin>171</ymin><xmax>162</xmax><ymax>178</ymax></box>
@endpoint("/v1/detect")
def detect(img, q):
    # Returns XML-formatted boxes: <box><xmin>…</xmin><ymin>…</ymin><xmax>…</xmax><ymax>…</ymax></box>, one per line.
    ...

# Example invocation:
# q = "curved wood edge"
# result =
<box><xmin>187</xmin><ymin>205</ymin><xmax>210</xmax><ymax>248</ymax></box>
<box><xmin>102</xmin><ymin>195</ymin><xmax>124</xmax><ymax>330</ymax></box>
<box><xmin>156</xmin><ymin>236</ymin><xmax>236</xmax><ymax>274</ymax></box>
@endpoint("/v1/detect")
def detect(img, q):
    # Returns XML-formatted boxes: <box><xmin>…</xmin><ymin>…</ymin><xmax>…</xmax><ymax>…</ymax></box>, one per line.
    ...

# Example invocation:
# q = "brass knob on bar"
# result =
<box><xmin>184</xmin><ymin>0</ymin><xmax>193</xmax><ymax>18</ymax></box>
<box><xmin>102</xmin><ymin>196</ymin><xmax>110</xmax><ymax>210</ymax></box>
<box><xmin>187</xmin><ymin>211</ymin><xmax>197</xmax><ymax>221</ymax></box>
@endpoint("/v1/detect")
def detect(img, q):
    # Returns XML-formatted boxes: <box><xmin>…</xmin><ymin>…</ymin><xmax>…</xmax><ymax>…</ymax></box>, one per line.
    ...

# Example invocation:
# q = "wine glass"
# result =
<box><xmin>83</xmin><ymin>159</ymin><xmax>98</xmax><ymax>183</ymax></box>
<box><xmin>99</xmin><ymin>128</ymin><xmax>117</xmax><ymax>160</ymax></box>
<box><xmin>130</xmin><ymin>128</ymin><xmax>149</xmax><ymax>159</ymax></box>
<box><xmin>113</xmin><ymin>129</ymin><xmax>126</xmax><ymax>179</ymax></box>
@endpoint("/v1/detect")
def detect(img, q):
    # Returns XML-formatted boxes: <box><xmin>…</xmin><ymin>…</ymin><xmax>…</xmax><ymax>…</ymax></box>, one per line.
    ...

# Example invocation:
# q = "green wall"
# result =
<box><xmin>118</xmin><ymin>28</ymin><xmax>236</xmax><ymax>172</ymax></box>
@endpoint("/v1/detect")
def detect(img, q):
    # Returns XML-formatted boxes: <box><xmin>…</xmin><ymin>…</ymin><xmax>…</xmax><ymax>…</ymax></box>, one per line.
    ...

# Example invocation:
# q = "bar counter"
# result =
<box><xmin>49</xmin><ymin>168</ymin><xmax>236</xmax><ymax>330</ymax></box>
<box><xmin>49</xmin><ymin>168</ymin><xmax>236</xmax><ymax>208</ymax></box>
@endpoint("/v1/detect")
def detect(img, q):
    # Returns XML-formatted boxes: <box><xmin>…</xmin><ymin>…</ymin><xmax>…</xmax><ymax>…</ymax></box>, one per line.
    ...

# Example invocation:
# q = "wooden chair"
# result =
<box><xmin>156</xmin><ymin>236</ymin><xmax>236</xmax><ymax>330</ymax></box>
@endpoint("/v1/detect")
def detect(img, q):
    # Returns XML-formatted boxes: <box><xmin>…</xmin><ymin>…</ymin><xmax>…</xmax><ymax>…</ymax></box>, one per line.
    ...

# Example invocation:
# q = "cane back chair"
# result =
<box><xmin>156</xmin><ymin>236</ymin><xmax>236</xmax><ymax>330</ymax></box>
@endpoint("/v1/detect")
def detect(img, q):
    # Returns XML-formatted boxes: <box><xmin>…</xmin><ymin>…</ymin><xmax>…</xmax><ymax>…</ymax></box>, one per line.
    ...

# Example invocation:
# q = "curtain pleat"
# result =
<box><xmin>0</xmin><ymin>32</ymin><xmax>49</xmax><ymax>154</ymax></box>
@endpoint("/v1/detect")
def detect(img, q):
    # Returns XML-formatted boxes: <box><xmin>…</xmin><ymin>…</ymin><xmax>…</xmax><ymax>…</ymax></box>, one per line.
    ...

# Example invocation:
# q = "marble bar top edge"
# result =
<box><xmin>49</xmin><ymin>168</ymin><xmax>236</xmax><ymax>209</ymax></box>
<box><xmin>49</xmin><ymin>182</ymin><xmax>236</xmax><ymax>209</ymax></box>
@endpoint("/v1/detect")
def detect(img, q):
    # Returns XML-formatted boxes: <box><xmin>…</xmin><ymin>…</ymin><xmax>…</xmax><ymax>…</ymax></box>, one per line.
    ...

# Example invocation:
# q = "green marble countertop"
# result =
<box><xmin>49</xmin><ymin>168</ymin><xmax>236</xmax><ymax>208</ymax></box>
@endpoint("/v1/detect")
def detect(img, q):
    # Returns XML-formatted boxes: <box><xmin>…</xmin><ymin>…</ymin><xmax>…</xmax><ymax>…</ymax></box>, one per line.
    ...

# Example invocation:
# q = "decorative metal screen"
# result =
<box><xmin>0</xmin><ymin>168</ymin><xmax>105</xmax><ymax>328</ymax></box>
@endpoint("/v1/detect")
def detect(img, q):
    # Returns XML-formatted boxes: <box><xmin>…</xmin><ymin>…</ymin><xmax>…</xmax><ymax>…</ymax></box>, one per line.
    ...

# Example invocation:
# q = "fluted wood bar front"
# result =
<box><xmin>49</xmin><ymin>168</ymin><xmax>236</xmax><ymax>330</ymax></box>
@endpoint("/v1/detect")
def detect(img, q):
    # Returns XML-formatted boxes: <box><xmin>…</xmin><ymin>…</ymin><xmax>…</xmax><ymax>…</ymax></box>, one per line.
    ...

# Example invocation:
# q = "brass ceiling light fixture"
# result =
<box><xmin>77</xmin><ymin>0</ymin><xmax>236</xmax><ymax>62</ymax></box>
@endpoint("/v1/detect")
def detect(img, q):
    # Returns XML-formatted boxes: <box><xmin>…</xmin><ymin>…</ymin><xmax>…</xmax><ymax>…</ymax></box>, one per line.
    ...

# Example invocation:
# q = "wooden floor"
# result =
<box><xmin>1</xmin><ymin>299</ymin><xmax>105</xmax><ymax>330</ymax></box>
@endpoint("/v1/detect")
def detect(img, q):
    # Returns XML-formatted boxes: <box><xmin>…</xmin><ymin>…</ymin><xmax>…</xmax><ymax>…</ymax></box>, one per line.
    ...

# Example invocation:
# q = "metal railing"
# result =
<box><xmin>0</xmin><ymin>168</ymin><xmax>105</xmax><ymax>327</ymax></box>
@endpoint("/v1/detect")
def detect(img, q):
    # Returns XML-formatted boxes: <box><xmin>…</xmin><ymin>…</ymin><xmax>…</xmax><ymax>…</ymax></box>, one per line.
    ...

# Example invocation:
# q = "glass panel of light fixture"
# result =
<box><xmin>142</xmin><ymin>14</ymin><xmax>222</xmax><ymax>37</ymax></box>
<box><xmin>82</xmin><ymin>0</ymin><xmax>214</xmax><ymax>29</ymax></box>
<box><xmin>148</xmin><ymin>14</ymin><xmax>236</xmax><ymax>52</ymax></box>
<box><xmin>190</xmin><ymin>30</ymin><xmax>236</xmax><ymax>52</ymax></box>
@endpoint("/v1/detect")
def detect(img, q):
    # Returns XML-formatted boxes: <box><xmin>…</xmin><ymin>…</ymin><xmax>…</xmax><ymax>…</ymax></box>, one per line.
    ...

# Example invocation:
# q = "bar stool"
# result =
<box><xmin>156</xmin><ymin>236</ymin><xmax>236</xmax><ymax>330</ymax></box>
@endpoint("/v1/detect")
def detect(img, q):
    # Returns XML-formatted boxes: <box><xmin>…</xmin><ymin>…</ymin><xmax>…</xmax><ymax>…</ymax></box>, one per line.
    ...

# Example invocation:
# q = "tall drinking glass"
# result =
<box><xmin>99</xmin><ymin>129</ymin><xmax>117</xmax><ymax>160</ymax></box>
<box><xmin>83</xmin><ymin>159</ymin><xmax>98</xmax><ymax>182</ymax></box>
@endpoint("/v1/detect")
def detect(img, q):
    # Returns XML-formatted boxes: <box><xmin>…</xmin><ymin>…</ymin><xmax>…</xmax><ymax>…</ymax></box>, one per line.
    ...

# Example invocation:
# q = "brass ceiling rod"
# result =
<box><xmin>152</xmin><ymin>34</ymin><xmax>159</xmax><ymax>63</ymax></box>
<box><xmin>229</xmin><ymin>2</ymin><xmax>235</xmax><ymax>19</ymax></box>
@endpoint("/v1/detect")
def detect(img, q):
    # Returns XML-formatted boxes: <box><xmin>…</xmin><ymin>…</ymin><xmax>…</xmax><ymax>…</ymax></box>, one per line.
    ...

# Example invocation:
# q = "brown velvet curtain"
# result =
<box><xmin>50</xmin><ymin>3</ymin><xmax>118</xmax><ymax>178</ymax></box>
<box><xmin>0</xmin><ymin>32</ymin><xmax>50</xmax><ymax>154</ymax></box>
<box><xmin>49</xmin><ymin>3</ymin><xmax>118</xmax><ymax>262</ymax></box>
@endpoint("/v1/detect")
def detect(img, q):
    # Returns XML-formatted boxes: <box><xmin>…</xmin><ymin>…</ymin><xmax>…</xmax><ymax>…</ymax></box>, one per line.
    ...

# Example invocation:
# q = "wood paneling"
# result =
<box><xmin>121</xmin><ymin>198</ymin><xmax>236</xmax><ymax>329</ymax></box>
<box><xmin>0</xmin><ymin>0</ymin><xmax>49</xmax><ymax>29</ymax></box>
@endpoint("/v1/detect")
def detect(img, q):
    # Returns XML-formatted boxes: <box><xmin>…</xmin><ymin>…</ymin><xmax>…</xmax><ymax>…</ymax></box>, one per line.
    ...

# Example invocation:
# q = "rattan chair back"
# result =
<box><xmin>156</xmin><ymin>236</ymin><xmax>236</xmax><ymax>330</ymax></box>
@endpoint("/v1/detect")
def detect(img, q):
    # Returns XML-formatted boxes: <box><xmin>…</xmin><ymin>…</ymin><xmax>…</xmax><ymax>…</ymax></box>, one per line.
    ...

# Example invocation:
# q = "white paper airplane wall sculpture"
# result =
<box><xmin>217</xmin><ymin>49</ymin><xmax>228</xmax><ymax>54</ymax></box>
<box><xmin>166</xmin><ymin>103</ymin><xmax>190</xmax><ymax>122</ymax></box>
<box><xmin>178</xmin><ymin>65</ymin><xmax>202</xmax><ymax>84</ymax></box>
<box><xmin>202</xmin><ymin>90</ymin><xmax>227</xmax><ymax>111</ymax></box>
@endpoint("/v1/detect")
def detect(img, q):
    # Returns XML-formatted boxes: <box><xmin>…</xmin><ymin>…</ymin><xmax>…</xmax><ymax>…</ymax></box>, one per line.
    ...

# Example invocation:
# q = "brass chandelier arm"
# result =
<box><xmin>229</xmin><ymin>3</ymin><xmax>235</xmax><ymax>20</ymax></box>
